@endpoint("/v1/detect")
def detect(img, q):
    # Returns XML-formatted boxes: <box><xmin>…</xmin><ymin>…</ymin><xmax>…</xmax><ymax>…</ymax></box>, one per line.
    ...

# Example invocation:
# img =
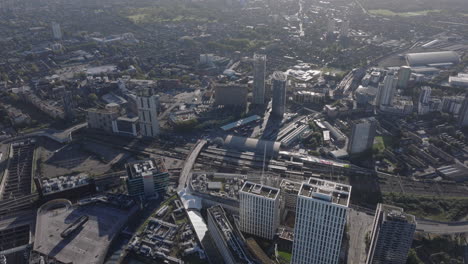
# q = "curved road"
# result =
<box><xmin>177</xmin><ymin>140</ymin><xmax>207</xmax><ymax>191</ymax></box>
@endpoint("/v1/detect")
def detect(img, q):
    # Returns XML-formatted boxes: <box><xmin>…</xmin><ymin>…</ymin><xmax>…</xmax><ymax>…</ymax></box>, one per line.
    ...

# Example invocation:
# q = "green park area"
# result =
<box><xmin>125</xmin><ymin>5</ymin><xmax>218</xmax><ymax>24</ymax></box>
<box><xmin>278</xmin><ymin>251</ymin><xmax>292</xmax><ymax>263</ymax></box>
<box><xmin>383</xmin><ymin>193</ymin><xmax>468</xmax><ymax>222</ymax></box>
<box><xmin>373</xmin><ymin>136</ymin><xmax>395</xmax><ymax>153</ymax></box>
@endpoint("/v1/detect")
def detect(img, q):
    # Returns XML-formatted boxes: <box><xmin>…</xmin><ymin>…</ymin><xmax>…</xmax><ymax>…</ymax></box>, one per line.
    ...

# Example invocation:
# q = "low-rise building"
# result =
<box><xmin>449</xmin><ymin>73</ymin><xmax>468</xmax><ymax>88</ymax></box>
<box><xmin>37</xmin><ymin>173</ymin><xmax>95</xmax><ymax>200</ymax></box>
<box><xmin>22</xmin><ymin>92</ymin><xmax>65</xmax><ymax>119</ymax></box>
<box><xmin>293</xmin><ymin>91</ymin><xmax>325</xmax><ymax>104</ymax></box>
<box><xmin>436</xmin><ymin>163</ymin><xmax>468</xmax><ymax>182</ymax></box>
<box><xmin>380</xmin><ymin>96</ymin><xmax>414</xmax><ymax>115</ymax></box>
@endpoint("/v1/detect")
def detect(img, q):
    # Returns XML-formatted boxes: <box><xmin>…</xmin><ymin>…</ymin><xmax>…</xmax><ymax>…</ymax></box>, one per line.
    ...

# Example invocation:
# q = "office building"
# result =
<box><xmin>340</xmin><ymin>19</ymin><xmax>349</xmax><ymax>38</ymax></box>
<box><xmin>355</xmin><ymin>85</ymin><xmax>378</xmax><ymax>105</ymax></box>
<box><xmin>271</xmin><ymin>71</ymin><xmax>288</xmax><ymax>117</ymax></box>
<box><xmin>347</xmin><ymin>119</ymin><xmax>376</xmax><ymax>154</ymax></box>
<box><xmin>442</xmin><ymin>96</ymin><xmax>464</xmax><ymax>114</ymax></box>
<box><xmin>418</xmin><ymin>86</ymin><xmax>431</xmax><ymax>115</ymax></box>
<box><xmin>253</xmin><ymin>53</ymin><xmax>267</xmax><ymax>105</ymax></box>
<box><xmin>125</xmin><ymin>158</ymin><xmax>169</xmax><ymax>197</ymax></box>
<box><xmin>51</xmin><ymin>22</ymin><xmax>62</xmax><ymax>40</ymax></box>
<box><xmin>207</xmin><ymin>205</ymin><xmax>254</xmax><ymax>264</ymax></box>
<box><xmin>291</xmin><ymin>178</ymin><xmax>351</xmax><ymax>264</ymax></box>
<box><xmin>87</xmin><ymin>104</ymin><xmax>119</xmax><ymax>133</ymax></box>
<box><xmin>214</xmin><ymin>83</ymin><xmax>248</xmax><ymax>106</ymax></box>
<box><xmin>397</xmin><ymin>66</ymin><xmax>411</xmax><ymax>89</ymax></box>
<box><xmin>62</xmin><ymin>91</ymin><xmax>75</xmax><ymax>121</ymax></box>
<box><xmin>112</xmin><ymin>116</ymin><xmax>139</xmax><ymax>137</ymax></box>
<box><xmin>419</xmin><ymin>86</ymin><xmax>431</xmax><ymax>104</ymax></box>
<box><xmin>239</xmin><ymin>182</ymin><xmax>280</xmax><ymax>240</ymax></box>
<box><xmin>458</xmin><ymin>94</ymin><xmax>468</xmax><ymax>127</ymax></box>
<box><xmin>327</xmin><ymin>17</ymin><xmax>336</xmax><ymax>34</ymax></box>
<box><xmin>366</xmin><ymin>204</ymin><xmax>416</xmax><ymax>264</ymax></box>
<box><xmin>377</xmin><ymin>72</ymin><xmax>397</xmax><ymax>107</ymax></box>
<box><xmin>137</xmin><ymin>88</ymin><xmax>160</xmax><ymax>137</ymax></box>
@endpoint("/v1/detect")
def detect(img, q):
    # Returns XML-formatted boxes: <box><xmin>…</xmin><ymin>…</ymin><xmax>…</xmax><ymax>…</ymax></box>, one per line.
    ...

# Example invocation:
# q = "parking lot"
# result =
<box><xmin>37</xmin><ymin>139</ymin><xmax>113</xmax><ymax>178</ymax></box>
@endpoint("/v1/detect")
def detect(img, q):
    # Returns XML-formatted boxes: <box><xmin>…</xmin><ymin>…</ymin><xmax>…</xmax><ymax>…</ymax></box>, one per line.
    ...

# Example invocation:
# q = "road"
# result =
<box><xmin>177</xmin><ymin>140</ymin><xmax>207</xmax><ymax>191</ymax></box>
<box><xmin>416</xmin><ymin>219</ymin><xmax>468</xmax><ymax>234</ymax></box>
<box><xmin>354</xmin><ymin>0</ymin><xmax>370</xmax><ymax>16</ymax></box>
<box><xmin>351</xmin><ymin>206</ymin><xmax>468</xmax><ymax>235</ymax></box>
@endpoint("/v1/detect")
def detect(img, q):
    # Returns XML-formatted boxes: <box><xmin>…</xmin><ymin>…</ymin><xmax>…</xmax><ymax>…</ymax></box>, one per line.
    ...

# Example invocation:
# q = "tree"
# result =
<box><xmin>406</xmin><ymin>249</ymin><xmax>423</xmax><ymax>264</ymax></box>
<box><xmin>8</xmin><ymin>93</ymin><xmax>19</xmax><ymax>102</ymax></box>
<box><xmin>0</xmin><ymin>73</ymin><xmax>8</xmax><ymax>82</ymax></box>
<box><xmin>88</xmin><ymin>93</ymin><xmax>98</xmax><ymax>102</ymax></box>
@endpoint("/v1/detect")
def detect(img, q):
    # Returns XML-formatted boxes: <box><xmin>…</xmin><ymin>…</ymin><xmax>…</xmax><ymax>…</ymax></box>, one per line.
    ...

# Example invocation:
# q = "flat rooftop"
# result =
<box><xmin>126</xmin><ymin>158</ymin><xmax>167</xmax><ymax>179</ymax></box>
<box><xmin>272</xmin><ymin>71</ymin><xmax>287</xmax><ymax>81</ymax></box>
<box><xmin>279</xmin><ymin>179</ymin><xmax>302</xmax><ymax>195</ymax></box>
<box><xmin>33</xmin><ymin>196</ymin><xmax>137</xmax><ymax>264</ymax></box>
<box><xmin>240</xmin><ymin>182</ymin><xmax>279</xmax><ymax>200</ymax></box>
<box><xmin>436</xmin><ymin>163</ymin><xmax>468</xmax><ymax>182</ymax></box>
<box><xmin>298</xmin><ymin>178</ymin><xmax>351</xmax><ymax>207</ymax></box>
<box><xmin>42</xmin><ymin>173</ymin><xmax>90</xmax><ymax>195</ymax></box>
<box><xmin>380</xmin><ymin>204</ymin><xmax>416</xmax><ymax>224</ymax></box>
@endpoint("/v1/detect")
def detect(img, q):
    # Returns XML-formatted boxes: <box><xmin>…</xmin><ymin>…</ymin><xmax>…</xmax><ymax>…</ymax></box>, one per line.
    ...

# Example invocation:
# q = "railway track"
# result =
<box><xmin>82</xmin><ymin>135</ymin><xmax>189</xmax><ymax>161</ymax></box>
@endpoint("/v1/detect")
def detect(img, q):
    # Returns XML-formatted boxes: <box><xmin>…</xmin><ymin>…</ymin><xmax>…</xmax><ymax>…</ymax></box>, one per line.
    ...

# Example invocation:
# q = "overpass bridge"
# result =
<box><xmin>177</xmin><ymin>140</ymin><xmax>207</xmax><ymax>191</ymax></box>
<box><xmin>1</xmin><ymin>123</ymin><xmax>87</xmax><ymax>144</ymax></box>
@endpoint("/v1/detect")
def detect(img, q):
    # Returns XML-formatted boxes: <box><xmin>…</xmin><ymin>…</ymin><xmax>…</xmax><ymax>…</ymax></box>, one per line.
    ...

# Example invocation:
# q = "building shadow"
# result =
<box><xmin>348</xmin><ymin>173</ymin><xmax>382</xmax><ymax>209</ymax></box>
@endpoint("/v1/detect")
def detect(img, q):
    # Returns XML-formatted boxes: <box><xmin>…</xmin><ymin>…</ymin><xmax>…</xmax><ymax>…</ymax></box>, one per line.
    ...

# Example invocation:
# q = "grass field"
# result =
<box><xmin>125</xmin><ymin>6</ymin><xmax>217</xmax><ymax>24</ymax></box>
<box><xmin>278</xmin><ymin>251</ymin><xmax>292</xmax><ymax>262</ymax></box>
<box><xmin>373</xmin><ymin>136</ymin><xmax>395</xmax><ymax>152</ymax></box>
<box><xmin>369</xmin><ymin>9</ymin><xmax>441</xmax><ymax>17</ymax></box>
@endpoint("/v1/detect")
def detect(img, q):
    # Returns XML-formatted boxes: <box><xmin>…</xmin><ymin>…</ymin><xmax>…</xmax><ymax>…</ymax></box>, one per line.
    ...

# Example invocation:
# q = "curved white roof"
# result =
<box><xmin>178</xmin><ymin>188</ymin><xmax>202</xmax><ymax>210</ymax></box>
<box><xmin>406</xmin><ymin>51</ymin><xmax>460</xmax><ymax>67</ymax></box>
<box><xmin>224</xmin><ymin>135</ymin><xmax>281</xmax><ymax>157</ymax></box>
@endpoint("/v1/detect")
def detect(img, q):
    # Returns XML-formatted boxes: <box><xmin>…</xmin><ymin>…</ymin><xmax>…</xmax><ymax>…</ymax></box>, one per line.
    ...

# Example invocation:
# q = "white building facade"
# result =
<box><xmin>52</xmin><ymin>22</ymin><xmax>62</xmax><ymax>40</ymax></box>
<box><xmin>378</xmin><ymin>73</ymin><xmax>398</xmax><ymax>107</ymax></box>
<box><xmin>137</xmin><ymin>89</ymin><xmax>160</xmax><ymax>137</ymax></box>
<box><xmin>291</xmin><ymin>178</ymin><xmax>351</xmax><ymax>264</ymax></box>
<box><xmin>239</xmin><ymin>182</ymin><xmax>280</xmax><ymax>240</ymax></box>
